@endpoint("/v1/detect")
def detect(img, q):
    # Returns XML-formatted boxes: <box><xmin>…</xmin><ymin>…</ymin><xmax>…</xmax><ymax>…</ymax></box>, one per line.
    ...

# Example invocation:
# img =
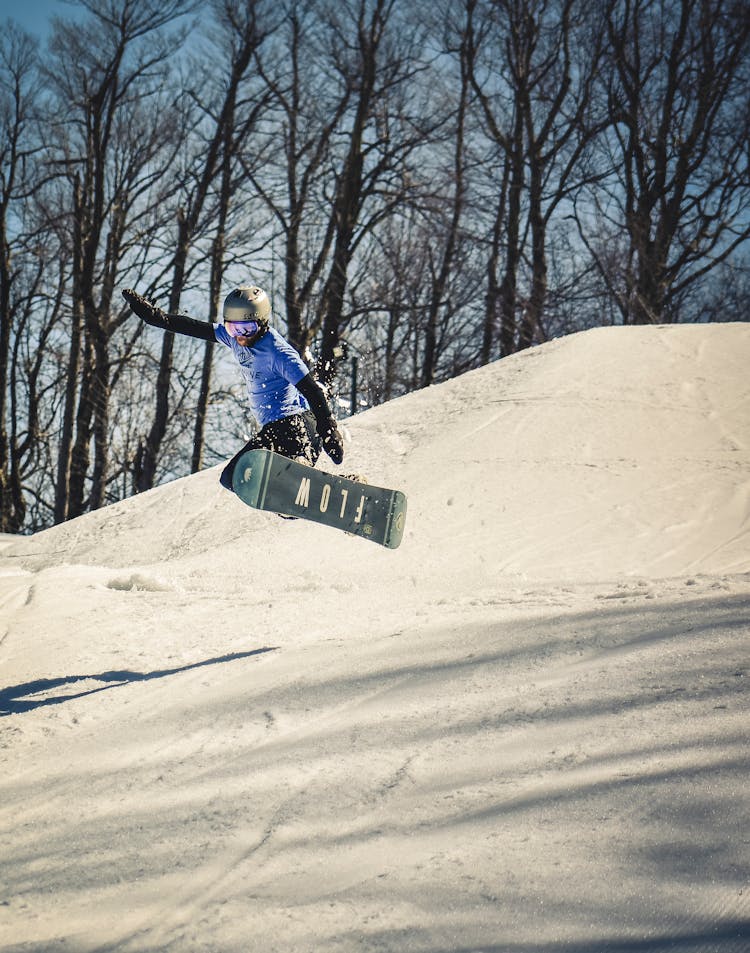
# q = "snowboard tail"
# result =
<box><xmin>233</xmin><ymin>449</ymin><xmax>407</xmax><ymax>549</ymax></box>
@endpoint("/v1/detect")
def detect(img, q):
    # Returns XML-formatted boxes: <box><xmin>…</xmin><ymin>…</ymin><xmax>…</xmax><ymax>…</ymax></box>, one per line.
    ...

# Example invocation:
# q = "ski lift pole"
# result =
<box><xmin>350</xmin><ymin>355</ymin><xmax>358</xmax><ymax>417</ymax></box>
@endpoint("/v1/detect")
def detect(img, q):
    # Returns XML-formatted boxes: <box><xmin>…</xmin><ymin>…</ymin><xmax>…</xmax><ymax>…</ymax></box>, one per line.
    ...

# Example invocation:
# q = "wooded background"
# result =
<box><xmin>1</xmin><ymin>0</ymin><xmax>748</xmax><ymax>533</ymax></box>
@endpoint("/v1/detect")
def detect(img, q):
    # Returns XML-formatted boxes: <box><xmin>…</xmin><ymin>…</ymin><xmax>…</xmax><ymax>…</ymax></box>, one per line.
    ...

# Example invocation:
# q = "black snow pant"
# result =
<box><xmin>219</xmin><ymin>411</ymin><xmax>321</xmax><ymax>491</ymax></box>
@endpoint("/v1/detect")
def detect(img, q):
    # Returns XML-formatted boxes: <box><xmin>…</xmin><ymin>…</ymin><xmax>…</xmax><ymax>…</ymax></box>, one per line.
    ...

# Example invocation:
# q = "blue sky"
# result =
<box><xmin>0</xmin><ymin>0</ymin><xmax>66</xmax><ymax>38</ymax></box>
<box><xmin>1</xmin><ymin>1</ymin><xmax>197</xmax><ymax>44</ymax></box>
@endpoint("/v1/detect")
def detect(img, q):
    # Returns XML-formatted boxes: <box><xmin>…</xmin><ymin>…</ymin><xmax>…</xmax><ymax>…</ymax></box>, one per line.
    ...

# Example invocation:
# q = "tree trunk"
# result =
<box><xmin>522</xmin><ymin>157</ymin><xmax>546</xmax><ymax>349</ymax></box>
<box><xmin>420</xmin><ymin>22</ymin><xmax>468</xmax><ymax>387</ymax></box>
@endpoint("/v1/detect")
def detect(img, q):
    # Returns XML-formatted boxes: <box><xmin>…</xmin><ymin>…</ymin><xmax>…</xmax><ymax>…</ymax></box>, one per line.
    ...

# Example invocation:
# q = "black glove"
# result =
<box><xmin>122</xmin><ymin>288</ymin><xmax>167</xmax><ymax>327</ymax></box>
<box><xmin>318</xmin><ymin>416</ymin><xmax>344</xmax><ymax>465</ymax></box>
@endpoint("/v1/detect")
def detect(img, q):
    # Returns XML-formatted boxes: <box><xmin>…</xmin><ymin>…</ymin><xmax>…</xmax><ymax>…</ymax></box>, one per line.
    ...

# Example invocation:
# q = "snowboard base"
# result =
<box><xmin>233</xmin><ymin>449</ymin><xmax>407</xmax><ymax>549</ymax></box>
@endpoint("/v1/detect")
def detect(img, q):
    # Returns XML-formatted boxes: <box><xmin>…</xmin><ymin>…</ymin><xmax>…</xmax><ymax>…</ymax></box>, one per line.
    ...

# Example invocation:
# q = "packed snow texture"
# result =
<box><xmin>1</xmin><ymin>323</ymin><xmax>748</xmax><ymax>953</ymax></box>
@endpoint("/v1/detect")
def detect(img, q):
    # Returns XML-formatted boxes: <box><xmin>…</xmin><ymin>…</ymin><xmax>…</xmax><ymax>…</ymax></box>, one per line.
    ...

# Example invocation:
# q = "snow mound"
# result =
<box><xmin>6</xmin><ymin>322</ymin><xmax>749</xmax><ymax>584</ymax></box>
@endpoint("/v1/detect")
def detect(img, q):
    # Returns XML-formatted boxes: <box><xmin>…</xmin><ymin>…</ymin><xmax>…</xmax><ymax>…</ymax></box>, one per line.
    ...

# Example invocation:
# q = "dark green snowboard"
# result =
<box><xmin>232</xmin><ymin>448</ymin><xmax>407</xmax><ymax>549</ymax></box>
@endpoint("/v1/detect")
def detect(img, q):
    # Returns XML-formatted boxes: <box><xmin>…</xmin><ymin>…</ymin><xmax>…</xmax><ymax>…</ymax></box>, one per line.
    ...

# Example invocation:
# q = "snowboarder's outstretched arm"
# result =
<box><xmin>122</xmin><ymin>289</ymin><xmax>215</xmax><ymax>343</ymax></box>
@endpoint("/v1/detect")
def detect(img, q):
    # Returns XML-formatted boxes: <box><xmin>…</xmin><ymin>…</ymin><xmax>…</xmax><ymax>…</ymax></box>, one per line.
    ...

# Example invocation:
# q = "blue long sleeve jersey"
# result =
<box><xmin>213</xmin><ymin>324</ymin><xmax>310</xmax><ymax>428</ymax></box>
<box><xmin>136</xmin><ymin>305</ymin><xmax>329</xmax><ymax>428</ymax></box>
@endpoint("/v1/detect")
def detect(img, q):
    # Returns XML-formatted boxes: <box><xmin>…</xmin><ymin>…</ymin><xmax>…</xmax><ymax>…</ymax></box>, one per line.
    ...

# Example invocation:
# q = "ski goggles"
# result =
<box><xmin>225</xmin><ymin>319</ymin><xmax>260</xmax><ymax>338</ymax></box>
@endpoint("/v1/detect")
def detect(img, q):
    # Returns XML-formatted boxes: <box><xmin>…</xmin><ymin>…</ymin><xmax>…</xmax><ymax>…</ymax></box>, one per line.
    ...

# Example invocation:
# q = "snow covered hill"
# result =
<box><xmin>1</xmin><ymin>324</ymin><xmax>749</xmax><ymax>953</ymax></box>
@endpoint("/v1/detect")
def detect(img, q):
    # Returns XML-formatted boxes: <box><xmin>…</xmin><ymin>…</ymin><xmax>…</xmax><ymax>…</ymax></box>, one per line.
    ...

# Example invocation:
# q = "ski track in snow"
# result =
<box><xmin>1</xmin><ymin>324</ymin><xmax>749</xmax><ymax>953</ymax></box>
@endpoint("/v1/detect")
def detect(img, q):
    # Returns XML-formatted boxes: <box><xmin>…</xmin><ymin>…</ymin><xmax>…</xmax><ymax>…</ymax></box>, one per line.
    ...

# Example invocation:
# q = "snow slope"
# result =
<box><xmin>1</xmin><ymin>323</ymin><xmax>748</xmax><ymax>953</ymax></box>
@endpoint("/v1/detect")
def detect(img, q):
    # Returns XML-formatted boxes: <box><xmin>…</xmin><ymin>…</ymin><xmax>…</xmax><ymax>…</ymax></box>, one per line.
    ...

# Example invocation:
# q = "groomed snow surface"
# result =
<box><xmin>1</xmin><ymin>323</ymin><xmax>748</xmax><ymax>953</ymax></box>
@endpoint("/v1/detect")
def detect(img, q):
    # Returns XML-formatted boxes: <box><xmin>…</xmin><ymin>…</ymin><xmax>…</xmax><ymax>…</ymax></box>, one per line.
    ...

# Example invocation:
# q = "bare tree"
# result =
<box><xmin>578</xmin><ymin>0</ymin><xmax>750</xmax><ymax>324</ymax></box>
<box><xmin>311</xmin><ymin>0</ymin><xmax>489</xmax><ymax>397</ymax></box>
<box><xmin>248</xmin><ymin>0</ymin><xmax>435</xmax><ymax>394</ymax></box>
<box><xmin>0</xmin><ymin>22</ymin><xmax>47</xmax><ymax>532</ymax></box>
<box><xmin>40</xmin><ymin>0</ymin><xmax>192</xmax><ymax>521</ymax></box>
<box><xmin>347</xmin><ymin>211</ymin><xmax>428</xmax><ymax>402</ymax></box>
<box><xmin>133</xmin><ymin>0</ymin><xmax>272</xmax><ymax>489</ymax></box>
<box><xmin>464</xmin><ymin>0</ymin><xmax>608</xmax><ymax>356</ymax></box>
<box><xmin>418</xmin><ymin>3</ymin><xmax>471</xmax><ymax>387</ymax></box>
<box><xmin>315</xmin><ymin>0</ymin><xmax>434</xmax><ymax>389</ymax></box>
<box><xmin>247</xmin><ymin>0</ymin><xmax>353</xmax><ymax>358</ymax></box>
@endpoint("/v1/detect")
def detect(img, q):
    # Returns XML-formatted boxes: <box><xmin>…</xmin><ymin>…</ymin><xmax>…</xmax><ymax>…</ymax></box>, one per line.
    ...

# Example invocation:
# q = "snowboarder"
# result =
<box><xmin>121</xmin><ymin>286</ymin><xmax>344</xmax><ymax>491</ymax></box>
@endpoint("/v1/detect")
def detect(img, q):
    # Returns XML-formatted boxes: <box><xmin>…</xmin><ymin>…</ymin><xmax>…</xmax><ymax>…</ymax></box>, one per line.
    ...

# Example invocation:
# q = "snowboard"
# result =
<box><xmin>232</xmin><ymin>448</ymin><xmax>407</xmax><ymax>549</ymax></box>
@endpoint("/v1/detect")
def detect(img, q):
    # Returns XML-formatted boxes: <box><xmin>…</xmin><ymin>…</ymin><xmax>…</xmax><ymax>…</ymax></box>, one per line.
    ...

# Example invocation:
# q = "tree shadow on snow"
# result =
<box><xmin>402</xmin><ymin>920</ymin><xmax>750</xmax><ymax>952</ymax></box>
<box><xmin>0</xmin><ymin>647</ymin><xmax>278</xmax><ymax>716</ymax></box>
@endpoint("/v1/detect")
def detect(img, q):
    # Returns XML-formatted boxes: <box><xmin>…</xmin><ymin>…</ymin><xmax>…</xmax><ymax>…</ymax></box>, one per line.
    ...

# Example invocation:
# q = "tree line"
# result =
<box><xmin>1</xmin><ymin>0</ymin><xmax>748</xmax><ymax>533</ymax></box>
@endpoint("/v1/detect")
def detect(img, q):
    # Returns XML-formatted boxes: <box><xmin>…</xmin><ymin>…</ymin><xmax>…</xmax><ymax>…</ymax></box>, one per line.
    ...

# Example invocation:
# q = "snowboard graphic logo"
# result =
<box><xmin>234</xmin><ymin>449</ymin><xmax>407</xmax><ymax>548</ymax></box>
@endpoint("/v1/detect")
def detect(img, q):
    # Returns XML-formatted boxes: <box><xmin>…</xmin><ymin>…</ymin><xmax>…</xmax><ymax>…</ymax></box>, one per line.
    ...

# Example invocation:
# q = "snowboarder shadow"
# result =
<box><xmin>0</xmin><ymin>647</ymin><xmax>278</xmax><ymax>716</ymax></box>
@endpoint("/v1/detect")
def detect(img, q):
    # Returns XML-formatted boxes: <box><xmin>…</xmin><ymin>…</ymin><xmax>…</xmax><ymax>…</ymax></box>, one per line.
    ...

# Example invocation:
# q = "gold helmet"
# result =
<box><xmin>223</xmin><ymin>286</ymin><xmax>271</xmax><ymax>325</ymax></box>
